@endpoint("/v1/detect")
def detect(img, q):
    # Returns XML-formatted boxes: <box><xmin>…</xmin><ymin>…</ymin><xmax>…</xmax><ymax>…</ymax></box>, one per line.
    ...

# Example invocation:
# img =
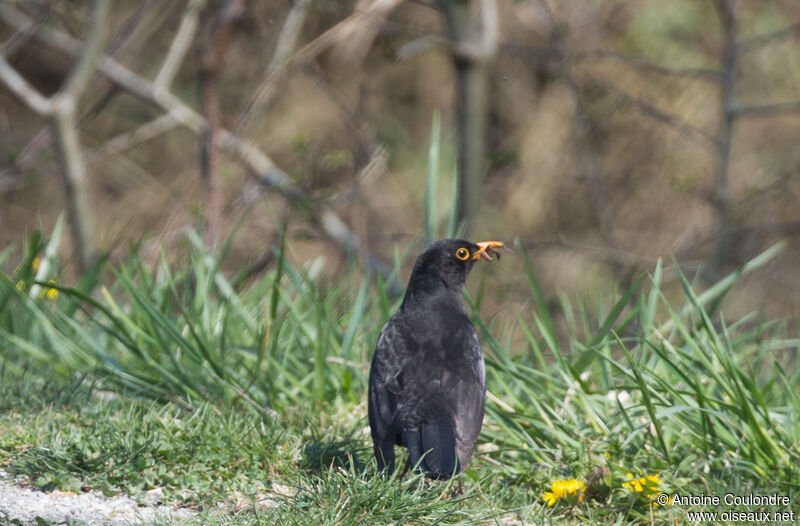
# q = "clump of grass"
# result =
<box><xmin>260</xmin><ymin>462</ymin><xmax>474</xmax><ymax>525</ymax></box>
<box><xmin>3</xmin><ymin>397</ymin><xmax>284</xmax><ymax>506</ymax></box>
<box><xmin>476</xmin><ymin>244</ymin><xmax>799</xmax><ymax>522</ymax></box>
<box><xmin>1</xmin><ymin>228</ymin><xmax>392</xmax><ymax>414</ymax></box>
<box><xmin>1</xmin><ymin>224</ymin><xmax>798</xmax><ymax>524</ymax></box>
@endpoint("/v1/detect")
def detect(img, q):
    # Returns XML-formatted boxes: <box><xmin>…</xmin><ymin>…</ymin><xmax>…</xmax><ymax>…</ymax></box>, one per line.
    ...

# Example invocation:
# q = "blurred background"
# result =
<box><xmin>2</xmin><ymin>0</ymin><xmax>799</xmax><ymax>322</ymax></box>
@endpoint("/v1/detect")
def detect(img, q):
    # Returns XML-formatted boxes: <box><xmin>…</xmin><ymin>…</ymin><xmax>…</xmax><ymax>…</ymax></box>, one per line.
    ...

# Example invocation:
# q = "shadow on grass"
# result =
<box><xmin>300</xmin><ymin>436</ymin><xmax>369</xmax><ymax>473</ymax></box>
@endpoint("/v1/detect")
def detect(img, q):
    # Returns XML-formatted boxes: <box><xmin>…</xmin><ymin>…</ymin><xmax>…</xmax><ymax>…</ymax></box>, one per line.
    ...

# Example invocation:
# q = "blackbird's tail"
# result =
<box><xmin>374</xmin><ymin>440</ymin><xmax>396</xmax><ymax>475</ymax></box>
<box><xmin>404</xmin><ymin>421</ymin><xmax>460</xmax><ymax>479</ymax></box>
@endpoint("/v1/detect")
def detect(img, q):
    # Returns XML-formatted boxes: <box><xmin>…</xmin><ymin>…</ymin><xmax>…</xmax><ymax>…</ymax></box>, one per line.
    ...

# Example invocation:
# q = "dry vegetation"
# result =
<box><xmin>2</xmin><ymin>0</ymin><xmax>800</xmax><ymax>319</ymax></box>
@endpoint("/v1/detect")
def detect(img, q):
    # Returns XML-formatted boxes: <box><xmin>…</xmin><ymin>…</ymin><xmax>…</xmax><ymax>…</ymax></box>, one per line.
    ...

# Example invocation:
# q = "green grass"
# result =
<box><xmin>1</xmin><ymin>224</ymin><xmax>799</xmax><ymax>525</ymax></box>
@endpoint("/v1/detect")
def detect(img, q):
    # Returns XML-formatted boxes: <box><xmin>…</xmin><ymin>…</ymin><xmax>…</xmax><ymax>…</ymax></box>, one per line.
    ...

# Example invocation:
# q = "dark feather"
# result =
<box><xmin>368</xmin><ymin>239</ymin><xmax>490</xmax><ymax>479</ymax></box>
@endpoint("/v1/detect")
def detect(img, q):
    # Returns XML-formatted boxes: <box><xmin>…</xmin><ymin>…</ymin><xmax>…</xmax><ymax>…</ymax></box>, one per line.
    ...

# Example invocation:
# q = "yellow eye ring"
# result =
<box><xmin>455</xmin><ymin>248</ymin><xmax>470</xmax><ymax>261</ymax></box>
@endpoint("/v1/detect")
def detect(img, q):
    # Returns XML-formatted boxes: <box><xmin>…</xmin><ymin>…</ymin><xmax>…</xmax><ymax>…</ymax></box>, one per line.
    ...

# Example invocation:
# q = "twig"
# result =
<box><xmin>0</xmin><ymin>1</ymin><xmax>110</xmax><ymax>271</ymax></box>
<box><xmin>478</xmin><ymin>0</ymin><xmax>499</xmax><ymax>58</ymax></box>
<box><xmin>88</xmin><ymin>113</ymin><xmax>180</xmax><ymax>160</ymax></box>
<box><xmin>0</xmin><ymin>55</ymin><xmax>52</xmax><ymax>116</ymax></box>
<box><xmin>561</xmin><ymin>74</ymin><xmax>621</xmax><ymax>253</ymax></box>
<box><xmin>396</xmin><ymin>35</ymin><xmax>452</xmax><ymax>61</ymax></box>
<box><xmin>568</xmin><ymin>49</ymin><xmax>724</xmax><ymax>80</ymax></box>
<box><xmin>0</xmin><ymin>114</ymin><xmax>180</xmax><ymax>192</ymax></box>
<box><xmin>0</xmin><ymin>6</ymin><xmax>267</xmax><ymax>182</ymax></box>
<box><xmin>295</xmin><ymin>0</ymin><xmax>406</xmax><ymax>64</ymax></box>
<box><xmin>733</xmin><ymin>100</ymin><xmax>800</xmax><ymax>118</ymax></box>
<box><xmin>503</xmin><ymin>44</ymin><xmax>724</xmax><ymax>80</ymax></box>
<box><xmin>590</xmin><ymin>82</ymin><xmax>718</xmax><ymax>148</ymax></box>
<box><xmin>50</xmin><ymin>0</ymin><xmax>111</xmax><ymax>272</ymax></box>
<box><xmin>737</xmin><ymin>22</ymin><xmax>800</xmax><ymax>51</ymax></box>
<box><xmin>710</xmin><ymin>0</ymin><xmax>737</xmax><ymax>279</ymax></box>
<box><xmin>0</xmin><ymin>1</ymin><xmax>159</xmax><ymax>180</ymax></box>
<box><xmin>525</xmin><ymin>6</ymin><xmax>628</xmax><ymax>272</ymax></box>
<box><xmin>0</xmin><ymin>2</ymin><xmax>47</xmax><ymax>56</ymax></box>
<box><xmin>0</xmin><ymin>3</ymin><xmax>397</xmax><ymax>286</ymax></box>
<box><xmin>294</xmin><ymin>64</ymin><xmax>378</xmax><ymax>158</ymax></box>
<box><xmin>155</xmin><ymin>0</ymin><xmax>206</xmax><ymax>91</ymax></box>
<box><xmin>232</xmin><ymin>0</ymin><xmax>312</xmax><ymax>136</ymax></box>
<box><xmin>197</xmin><ymin>0</ymin><xmax>246</xmax><ymax>247</ymax></box>
<box><xmin>58</xmin><ymin>2</ymin><xmax>110</xmax><ymax>102</ymax></box>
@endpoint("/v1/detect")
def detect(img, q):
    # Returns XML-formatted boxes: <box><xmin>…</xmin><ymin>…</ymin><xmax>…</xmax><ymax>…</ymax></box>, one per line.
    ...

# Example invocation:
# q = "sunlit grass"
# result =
<box><xmin>1</xmin><ymin>222</ymin><xmax>798</xmax><ymax>524</ymax></box>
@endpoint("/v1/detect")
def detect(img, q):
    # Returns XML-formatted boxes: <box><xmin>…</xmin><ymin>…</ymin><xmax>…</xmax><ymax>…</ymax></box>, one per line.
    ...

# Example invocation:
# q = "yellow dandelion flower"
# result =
<box><xmin>542</xmin><ymin>492</ymin><xmax>557</xmax><ymax>506</ymax></box>
<box><xmin>651</xmin><ymin>493</ymin><xmax>674</xmax><ymax>506</ymax></box>
<box><xmin>38</xmin><ymin>279</ymin><xmax>59</xmax><ymax>300</ymax></box>
<box><xmin>32</xmin><ymin>257</ymin><xmax>40</xmax><ymax>271</ymax></box>
<box><xmin>542</xmin><ymin>479</ymin><xmax>585</xmax><ymax>506</ymax></box>
<box><xmin>622</xmin><ymin>472</ymin><xmax>664</xmax><ymax>504</ymax></box>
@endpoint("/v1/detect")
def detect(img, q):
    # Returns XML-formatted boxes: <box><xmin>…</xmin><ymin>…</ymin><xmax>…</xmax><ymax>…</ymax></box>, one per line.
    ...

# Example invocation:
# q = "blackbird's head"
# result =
<box><xmin>406</xmin><ymin>239</ymin><xmax>504</xmax><ymax>294</ymax></box>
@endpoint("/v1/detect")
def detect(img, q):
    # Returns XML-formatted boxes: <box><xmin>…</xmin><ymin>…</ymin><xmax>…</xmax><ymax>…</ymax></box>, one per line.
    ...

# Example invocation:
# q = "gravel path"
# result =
<box><xmin>0</xmin><ymin>471</ymin><xmax>195</xmax><ymax>525</ymax></box>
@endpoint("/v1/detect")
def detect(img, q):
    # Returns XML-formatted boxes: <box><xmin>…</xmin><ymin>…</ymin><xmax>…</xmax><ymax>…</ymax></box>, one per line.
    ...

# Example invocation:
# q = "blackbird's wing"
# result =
<box><xmin>369</xmin><ymin>314</ymin><xmax>485</xmax><ymax>476</ymax></box>
<box><xmin>368</xmin><ymin>318</ymin><xmax>407</xmax><ymax>472</ymax></box>
<box><xmin>443</xmin><ymin>327</ymin><xmax>486</xmax><ymax>469</ymax></box>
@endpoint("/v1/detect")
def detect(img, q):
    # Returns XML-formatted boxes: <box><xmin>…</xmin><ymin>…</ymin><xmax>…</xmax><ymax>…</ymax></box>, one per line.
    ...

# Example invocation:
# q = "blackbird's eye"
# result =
<box><xmin>455</xmin><ymin>248</ymin><xmax>470</xmax><ymax>261</ymax></box>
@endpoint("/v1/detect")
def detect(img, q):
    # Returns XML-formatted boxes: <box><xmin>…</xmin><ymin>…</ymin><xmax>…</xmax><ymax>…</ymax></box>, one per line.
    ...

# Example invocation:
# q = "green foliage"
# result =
<box><xmin>1</xmin><ymin>227</ymin><xmax>798</xmax><ymax>524</ymax></box>
<box><xmin>1</xmin><ymin>389</ymin><xmax>283</xmax><ymax>504</ymax></box>
<box><xmin>1</xmin><ymin>230</ymin><xmax>392</xmax><ymax>414</ymax></box>
<box><xmin>624</xmin><ymin>0</ymin><xmax>713</xmax><ymax>67</ymax></box>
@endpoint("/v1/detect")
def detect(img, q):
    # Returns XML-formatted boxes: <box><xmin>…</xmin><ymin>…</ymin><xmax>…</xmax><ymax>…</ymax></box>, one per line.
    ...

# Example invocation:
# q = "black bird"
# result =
<box><xmin>368</xmin><ymin>238</ymin><xmax>504</xmax><ymax>479</ymax></box>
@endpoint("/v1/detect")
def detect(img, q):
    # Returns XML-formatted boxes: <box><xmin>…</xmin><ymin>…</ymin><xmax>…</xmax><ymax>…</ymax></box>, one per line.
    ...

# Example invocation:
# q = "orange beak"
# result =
<box><xmin>472</xmin><ymin>241</ymin><xmax>505</xmax><ymax>261</ymax></box>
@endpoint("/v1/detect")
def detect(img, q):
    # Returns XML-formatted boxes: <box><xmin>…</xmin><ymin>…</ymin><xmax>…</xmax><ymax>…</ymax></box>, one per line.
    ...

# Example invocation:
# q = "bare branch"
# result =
<box><xmin>568</xmin><ymin>49</ymin><xmax>724</xmax><ymax>80</ymax></box>
<box><xmin>60</xmin><ymin>1</ymin><xmax>111</xmax><ymax>101</ymax></box>
<box><xmin>154</xmin><ymin>0</ymin><xmax>206</xmax><ymax>90</ymax></box>
<box><xmin>0</xmin><ymin>114</ymin><xmax>180</xmax><ymax>191</ymax></box>
<box><xmin>0</xmin><ymin>1</ymin><xmax>110</xmax><ymax>271</ymax></box>
<box><xmin>0</xmin><ymin>2</ymin><xmax>47</xmax><ymax>57</ymax></box>
<box><xmin>710</xmin><ymin>0</ymin><xmax>737</xmax><ymax>279</ymax></box>
<box><xmin>561</xmin><ymin>74</ymin><xmax>621</xmax><ymax>253</ymax></box>
<box><xmin>0</xmin><ymin>54</ymin><xmax>53</xmax><ymax>116</ymax></box>
<box><xmin>504</xmin><ymin>44</ymin><xmax>724</xmax><ymax>79</ymax></box>
<box><xmin>478</xmin><ymin>0</ymin><xmax>499</xmax><ymax>58</ymax></box>
<box><xmin>591</xmin><ymin>82</ymin><xmax>718</xmax><ymax>148</ymax></box>
<box><xmin>733</xmin><ymin>100</ymin><xmax>800</xmax><ymax>118</ymax></box>
<box><xmin>270</xmin><ymin>0</ymin><xmax>314</xmax><ymax>73</ymax></box>
<box><xmin>1</xmin><ymin>1</ymin><xmax>161</xmax><ymax>181</ymax></box>
<box><xmin>436</xmin><ymin>0</ymin><xmax>498</xmax><ymax>234</ymax></box>
<box><xmin>51</xmin><ymin>0</ymin><xmax>111</xmax><ymax>272</ymax></box>
<box><xmin>89</xmin><ymin>113</ymin><xmax>180</xmax><ymax>160</ymax></box>
<box><xmin>396</xmin><ymin>35</ymin><xmax>452</xmax><ymax>61</ymax></box>
<box><xmin>0</xmin><ymin>3</ymin><xmax>395</xmax><ymax>282</ymax></box>
<box><xmin>295</xmin><ymin>0</ymin><xmax>406</xmax><ymax>64</ymax></box>
<box><xmin>233</xmin><ymin>0</ymin><xmax>312</xmax><ymax>135</ymax></box>
<box><xmin>198</xmin><ymin>0</ymin><xmax>246</xmax><ymax>247</ymax></box>
<box><xmin>51</xmin><ymin>109</ymin><xmax>96</xmax><ymax>269</ymax></box>
<box><xmin>738</xmin><ymin>22</ymin><xmax>800</xmax><ymax>51</ymax></box>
